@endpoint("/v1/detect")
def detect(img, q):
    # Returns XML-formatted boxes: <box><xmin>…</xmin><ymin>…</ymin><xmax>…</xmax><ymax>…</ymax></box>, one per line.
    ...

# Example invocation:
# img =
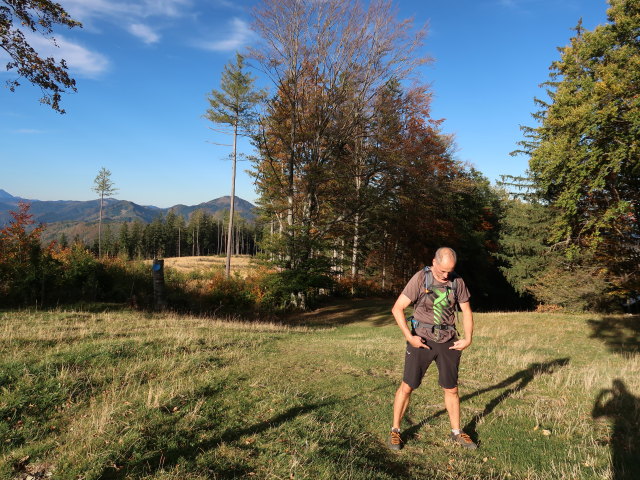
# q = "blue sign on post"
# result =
<box><xmin>152</xmin><ymin>259</ymin><xmax>166</xmax><ymax>310</ymax></box>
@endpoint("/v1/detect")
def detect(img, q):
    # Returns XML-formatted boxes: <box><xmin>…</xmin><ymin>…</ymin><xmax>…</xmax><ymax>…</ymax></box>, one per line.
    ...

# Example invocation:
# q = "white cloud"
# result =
<box><xmin>496</xmin><ymin>0</ymin><xmax>544</xmax><ymax>9</ymax></box>
<box><xmin>62</xmin><ymin>0</ymin><xmax>132</xmax><ymax>21</ymax></box>
<box><xmin>11</xmin><ymin>129</ymin><xmax>46</xmax><ymax>134</ymax></box>
<box><xmin>27</xmin><ymin>34</ymin><xmax>110</xmax><ymax>77</ymax></box>
<box><xmin>64</xmin><ymin>0</ymin><xmax>191</xmax><ymax>22</ymax></box>
<box><xmin>141</xmin><ymin>0</ymin><xmax>192</xmax><ymax>18</ymax></box>
<box><xmin>62</xmin><ymin>0</ymin><xmax>192</xmax><ymax>42</ymax></box>
<box><xmin>211</xmin><ymin>0</ymin><xmax>242</xmax><ymax>10</ymax></box>
<box><xmin>196</xmin><ymin>18</ymin><xmax>253</xmax><ymax>52</ymax></box>
<box><xmin>128</xmin><ymin>23</ymin><xmax>161</xmax><ymax>44</ymax></box>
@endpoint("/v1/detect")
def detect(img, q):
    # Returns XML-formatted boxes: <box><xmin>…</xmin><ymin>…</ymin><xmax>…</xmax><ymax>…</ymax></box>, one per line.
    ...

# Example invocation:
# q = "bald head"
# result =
<box><xmin>434</xmin><ymin>247</ymin><xmax>457</xmax><ymax>265</ymax></box>
<box><xmin>432</xmin><ymin>247</ymin><xmax>457</xmax><ymax>283</ymax></box>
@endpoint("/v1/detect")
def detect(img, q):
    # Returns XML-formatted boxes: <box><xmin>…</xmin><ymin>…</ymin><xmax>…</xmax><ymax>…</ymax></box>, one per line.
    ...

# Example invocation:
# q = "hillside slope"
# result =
<box><xmin>0</xmin><ymin>190</ymin><xmax>256</xmax><ymax>226</ymax></box>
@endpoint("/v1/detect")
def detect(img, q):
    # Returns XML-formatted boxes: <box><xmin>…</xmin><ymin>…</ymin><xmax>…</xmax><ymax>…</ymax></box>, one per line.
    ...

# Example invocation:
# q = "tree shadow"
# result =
<box><xmin>98</xmin><ymin>399</ymin><xmax>334</xmax><ymax>480</ymax></box>
<box><xmin>98</xmin><ymin>385</ymin><xmax>413</xmax><ymax>479</ymax></box>
<box><xmin>587</xmin><ymin>315</ymin><xmax>640</xmax><ymax>354</ymax></box>
<box><xmin>592</xmin><ymin>379</ymin><xmax>640</xmax><ymax>480</ymax></box>
<box><xmin>288</xmin><ymin>297</ymin><xmax>395</xmax><ymax>328</ymax></box>
<box><xmin>403</xmin><ymin>358</ymin><xmax>570</xmax><ymax>446</ymax></box>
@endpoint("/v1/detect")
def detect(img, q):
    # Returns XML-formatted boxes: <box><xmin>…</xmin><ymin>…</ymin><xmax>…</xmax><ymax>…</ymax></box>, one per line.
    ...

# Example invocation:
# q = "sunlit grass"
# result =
<box><xmin>0</xmin><ymin>304</ymin><xmax>638</xmax><ymax>479</ymax></box>
<box><xmin>151</xmin><ymin>255</ymin><xmax>256</xmax><ymax>278</ymax></box>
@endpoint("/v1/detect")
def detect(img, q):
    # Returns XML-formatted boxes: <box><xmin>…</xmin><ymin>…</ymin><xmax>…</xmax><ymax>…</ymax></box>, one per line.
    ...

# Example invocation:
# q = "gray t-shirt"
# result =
<box><xmin>402</xmin><ymin>269</ymin><xmax>471</xmax><ymax>342</ymax></box>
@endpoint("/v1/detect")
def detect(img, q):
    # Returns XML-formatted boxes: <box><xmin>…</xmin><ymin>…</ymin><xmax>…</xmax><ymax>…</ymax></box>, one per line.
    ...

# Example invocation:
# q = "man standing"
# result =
<box><xmin>388</xmin><ymin>247</ymin><xmax>477</xmax><ymax>450</ymax></box>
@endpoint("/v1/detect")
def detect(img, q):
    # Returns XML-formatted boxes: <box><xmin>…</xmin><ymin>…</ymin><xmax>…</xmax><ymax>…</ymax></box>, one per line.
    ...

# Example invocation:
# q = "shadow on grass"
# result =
<box><xmin>588</xmin><ymin>315</ymin><xmax>640</xmax><ymax>354</ymax></box>
<box><xmin>592</xmin><ymin>379</ymin><xmax>640</xmax><ymax>480</ymax></box>
<box><xmin>403</xmin><ymin>358</ymin><xmax>570</xmax><ymax>446</ymax></box>
<box><xmin>99</xmin><ymin>386</ymin><xmax>413</xmax><ymax>479</ymax></box>
<box><xmin>290</xmin><ymin>297</ymin><xmax>395</xmax><ymax>328</ymax></box>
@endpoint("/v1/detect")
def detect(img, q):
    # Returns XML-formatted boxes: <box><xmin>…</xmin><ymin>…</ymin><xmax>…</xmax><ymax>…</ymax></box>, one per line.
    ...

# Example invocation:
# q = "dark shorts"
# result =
<box><xmin>402</xmin><ymin>338</ymin><xmax>462</xmax><ymax>390</ymax></box>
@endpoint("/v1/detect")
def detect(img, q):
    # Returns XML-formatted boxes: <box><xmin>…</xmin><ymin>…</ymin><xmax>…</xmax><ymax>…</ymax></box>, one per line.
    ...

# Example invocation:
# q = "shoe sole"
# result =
<box><xmin>387</xmin><ymin>438</ymin><xmax>402</xmax><ymax>450</ymax></box>
<box><xmin>450</xmin><ymin>436</ymin><xmax>477</xmax><ymax>449</ymax></box>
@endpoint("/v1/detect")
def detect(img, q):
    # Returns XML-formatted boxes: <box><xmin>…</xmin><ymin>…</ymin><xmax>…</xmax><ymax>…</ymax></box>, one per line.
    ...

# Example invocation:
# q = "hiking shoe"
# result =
<box><xmin>450</xmin><ymin>432</ymin><xmax>477</xmax><ymax>449</ymax></box>
<box><xmin>387</xmin><ymin>429</ymin><xmax>403</xmax><ymax>450</ymax></box>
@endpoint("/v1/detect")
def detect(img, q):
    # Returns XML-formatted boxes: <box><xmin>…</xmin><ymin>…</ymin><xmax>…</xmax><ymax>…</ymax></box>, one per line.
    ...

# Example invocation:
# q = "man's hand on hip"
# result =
<box><xmin>408</xmin><ymin>335</ymin><xmax>430</xmax><ymax>349</ymax></box>
<box><xmin>449</xmin><ymin>338</ymin><xmax>471</xmax><ymax>350</ymax></box>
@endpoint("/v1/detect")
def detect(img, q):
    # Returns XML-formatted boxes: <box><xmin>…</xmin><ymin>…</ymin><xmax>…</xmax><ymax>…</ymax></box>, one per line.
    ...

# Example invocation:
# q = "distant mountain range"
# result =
<box><xmin>0</xmin><ymin>189</ymin><xmax>257</xmax><ymax>240</ymax></box>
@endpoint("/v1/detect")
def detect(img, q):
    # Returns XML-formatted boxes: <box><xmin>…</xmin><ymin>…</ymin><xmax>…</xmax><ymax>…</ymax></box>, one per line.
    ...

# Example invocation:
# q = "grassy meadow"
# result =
<box><xmin>152</xmin><ymin>256</ymin><xmax>256</xmax><ymax>278</ymax></box>
<box><xmin>1</xmin><ymin>299</ymin><xmax>639</xmax><ymax>479</ymax></box>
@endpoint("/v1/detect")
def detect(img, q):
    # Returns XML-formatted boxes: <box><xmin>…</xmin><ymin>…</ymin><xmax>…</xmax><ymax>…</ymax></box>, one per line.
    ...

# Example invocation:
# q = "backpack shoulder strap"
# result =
<box><xmin>413</xmin><ymin>267</ymin><xmax>432</xmax><ymax>308</ymax></box>
<box><xmin>423</xmin><ymin>266</ymin><xmax>433</xmax><ymax>293</ymax></box>
<box><xmin>450</xmin><ymin>273</ymin><xmax>459</xmax><ymax>304</ymax></box>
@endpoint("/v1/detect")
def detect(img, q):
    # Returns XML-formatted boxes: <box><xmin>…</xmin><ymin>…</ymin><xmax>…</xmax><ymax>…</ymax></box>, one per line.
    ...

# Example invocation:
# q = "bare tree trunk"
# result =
<box><xmin>236</xmin><ymin>223</ymin><xmax>240</xmax><ymax>255</ymax></box>
<box><xmin>270</xmin><ymin>218</ymin><xmax>275</xmax><ymax>262</ymax></box>
<box><xmin>340</xmin><ymin>238</ymin><xmax>345</xmax><ymax>280</ymax></box>
<box><xmin>226</xmin><ymin>122</ymin><xmax>238</xmax><ymax>277</ymax></box>
<box><xmin>98</xmin><ymin>192</ymin><xmax>104</xmax><ymax>258</ymax></box>
<box><xmin>381</xmin><ymin>230</ymin><xmax>388</xmax><ymax>290</ymax></box>
<box><xmin>351</xmin><ymin>212</ymin><xmax>360</xmax><ymax>278</ymax></box>
<box><xmin>351</xmin><ymin>148</ymin><xmax>363</xmax><ymax>292</ymax></box>
<box><xmin>286</xmin><ymin>157</ymin><xmax>295</xmax><ymax>268</ymax></box>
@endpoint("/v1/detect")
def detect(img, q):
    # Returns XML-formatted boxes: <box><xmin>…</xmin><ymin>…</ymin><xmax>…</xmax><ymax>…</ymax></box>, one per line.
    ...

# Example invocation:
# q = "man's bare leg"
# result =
<box><xmin>393</xmin><ymin>381</ymin><xmax>414</xmax><ymax>429</ymax></box>
<box><xmin>443</xmin><ymin>386</ymin><xmax>460</xmax><ymax>430</ymax></box>
<box><xmin>444</xmin><ymin>386</ymin><xmax>477</xmax><ymax>449</ymax></box>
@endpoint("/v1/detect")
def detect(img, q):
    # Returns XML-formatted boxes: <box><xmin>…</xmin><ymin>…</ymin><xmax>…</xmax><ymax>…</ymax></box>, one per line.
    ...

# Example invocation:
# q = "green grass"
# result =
<box><xmin>0</xmin><ymin>300</ymin><xmax>638</xmax><ymax>479</ymax></box>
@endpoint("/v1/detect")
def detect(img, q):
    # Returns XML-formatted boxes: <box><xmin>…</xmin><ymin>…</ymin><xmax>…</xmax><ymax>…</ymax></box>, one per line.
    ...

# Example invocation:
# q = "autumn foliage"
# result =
<box><xmin>248</xmin><ymin>0</ymin><xmax>510</xmax><ymax>309</ymax></box>
<box><xmin>0</xmin><ymin>202</ymin><xmax>47</xmax><ymax>304</ymax></box>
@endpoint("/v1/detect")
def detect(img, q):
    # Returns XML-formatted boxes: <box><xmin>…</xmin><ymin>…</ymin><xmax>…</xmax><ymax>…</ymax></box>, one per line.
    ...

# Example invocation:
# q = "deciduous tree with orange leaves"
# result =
<box><xmin>0</xmin><ymin>202</ymin><xmax>46</xmax><ymax>304</ymax></box>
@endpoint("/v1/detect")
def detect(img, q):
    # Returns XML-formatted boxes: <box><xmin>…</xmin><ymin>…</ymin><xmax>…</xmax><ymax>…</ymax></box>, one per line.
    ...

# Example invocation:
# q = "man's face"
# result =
<box><xmin>432</xmin><ymin>257</ymin><xmax>455</xmax><ymax>283</ymax></box>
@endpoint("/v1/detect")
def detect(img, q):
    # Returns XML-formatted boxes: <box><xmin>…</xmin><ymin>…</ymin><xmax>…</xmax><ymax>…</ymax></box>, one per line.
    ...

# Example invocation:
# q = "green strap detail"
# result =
<box><xmin>433</xmin><ymin>288</ymin><xmax>450</xmax><ymax>325</ymax></box>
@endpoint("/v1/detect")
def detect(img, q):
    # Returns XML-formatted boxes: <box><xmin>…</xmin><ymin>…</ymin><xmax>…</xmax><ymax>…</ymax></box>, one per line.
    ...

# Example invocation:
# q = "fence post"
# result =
<box><xmin>152</xmin><ymin>259</ymin><xmax>167</xmax><ymax>311</ymax></box>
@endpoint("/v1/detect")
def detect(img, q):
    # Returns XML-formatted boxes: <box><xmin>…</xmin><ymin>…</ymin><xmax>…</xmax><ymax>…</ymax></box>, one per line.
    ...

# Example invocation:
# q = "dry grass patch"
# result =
<box><xmin>152</xmin><ymin>255</ymin><xmax>255</xmax><ymax>277</ymax></box>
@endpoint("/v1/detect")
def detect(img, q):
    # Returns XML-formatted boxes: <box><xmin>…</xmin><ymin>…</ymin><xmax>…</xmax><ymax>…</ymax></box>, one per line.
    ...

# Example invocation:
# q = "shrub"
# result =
<box><xmin>57</xmin><ymin>244</ymin><xmax>102</xmax><ymax>301</ymax></box>
<box><xmin>258</xmin><ymin>267</ymin><xmax>333</xmax><ymax>312</ymax></box>
<box><xmin>0</xmin><ymin>203</ymin><xmax>46</xmax><ymax>306</ymax></box>
<box><xmin>334</xmin><ymin>277</ymin><xmax>388</xmax><ymax>297</ymax></box>
<box><xmin>528</xmin><ymin>264</ymin><xmax>617</xmax><ymax>313</ymax></box>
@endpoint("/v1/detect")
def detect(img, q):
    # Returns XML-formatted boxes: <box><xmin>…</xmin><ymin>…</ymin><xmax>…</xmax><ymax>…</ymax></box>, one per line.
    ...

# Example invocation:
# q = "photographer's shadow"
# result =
<box><xmin>592</xmin><ymin>379</ymin><xmax>640</xmax><ymax>480</ymax></box>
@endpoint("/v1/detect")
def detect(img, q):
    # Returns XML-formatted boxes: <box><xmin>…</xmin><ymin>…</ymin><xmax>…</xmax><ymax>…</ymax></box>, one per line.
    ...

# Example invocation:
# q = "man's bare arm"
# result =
<box><xmin>392</xmin><ymin>293</ymin><xmax>429</xmax><ymax>349</ymax></box>
<box><xmin>449</xmin><ymin>301</ymin><xmax>473</xmax><ymax>351</ymax></box>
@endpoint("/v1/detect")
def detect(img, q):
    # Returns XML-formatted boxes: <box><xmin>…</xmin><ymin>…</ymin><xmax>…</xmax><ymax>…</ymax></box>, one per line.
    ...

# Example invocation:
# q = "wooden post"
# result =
<box><xmin>152</xmin><ymin>259</ymin><xmax>167</xmax><ymax>311</ymax></box>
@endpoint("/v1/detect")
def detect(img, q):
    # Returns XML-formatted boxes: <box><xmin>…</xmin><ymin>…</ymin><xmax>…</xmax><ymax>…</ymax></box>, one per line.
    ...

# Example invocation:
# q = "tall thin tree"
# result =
<box><xmin>92</xmin><ymin>167</ymin><xmax>117</xmax><ymax>258</ymax></box>
<box><xmin>205</xmin><ymin>53</ymin><xmax>266</xmax><ymax>277</ymax></box>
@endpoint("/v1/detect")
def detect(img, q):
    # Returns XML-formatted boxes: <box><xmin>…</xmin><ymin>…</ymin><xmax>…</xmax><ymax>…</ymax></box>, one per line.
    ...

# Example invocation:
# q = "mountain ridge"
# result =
<box><xmin>0</xmin><ymin>190</ymin><xmax>257</xmax><ymax>226</ymax></box>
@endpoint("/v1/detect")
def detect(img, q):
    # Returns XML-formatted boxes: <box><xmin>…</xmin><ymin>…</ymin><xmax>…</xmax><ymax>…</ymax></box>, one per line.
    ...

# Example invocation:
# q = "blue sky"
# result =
<box><xmin>1</xmin><ymin>0</ymin><xmax>609</xmax><ymax>208</ymax></box>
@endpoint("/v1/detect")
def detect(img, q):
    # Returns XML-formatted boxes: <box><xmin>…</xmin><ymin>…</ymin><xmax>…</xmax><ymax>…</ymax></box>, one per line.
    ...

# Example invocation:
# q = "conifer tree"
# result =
<box><xmin>118</xmin><ymin>223</ymin><xmax>130</xmax><ymax>259</ymax></box>
<box><xmin>205</xmin><ymin>53</ymin><xmax>266</xmax><ymax>277</ymax></box>
<box><xmin>516</xmin><ymin>0</ymin><xmax>640</xmax><ymax>301</ymax></box>
<box><xmin>91</xmin><ymin>167</ymin><xmax>117</xmax><ymax>258</ymax></box>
